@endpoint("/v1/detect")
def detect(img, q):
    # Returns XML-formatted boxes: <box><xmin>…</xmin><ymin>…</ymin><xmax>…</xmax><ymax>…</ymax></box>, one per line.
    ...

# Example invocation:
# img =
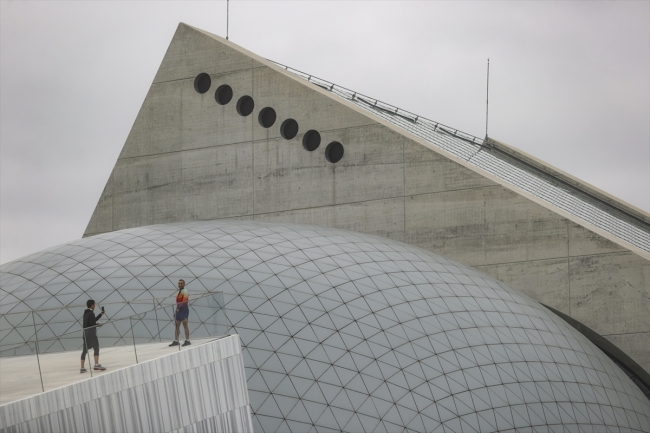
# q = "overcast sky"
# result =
<box><xmin>1</xmin><ymin>1</ymin><xmax>648</xmax><ymax>265</ymax></box>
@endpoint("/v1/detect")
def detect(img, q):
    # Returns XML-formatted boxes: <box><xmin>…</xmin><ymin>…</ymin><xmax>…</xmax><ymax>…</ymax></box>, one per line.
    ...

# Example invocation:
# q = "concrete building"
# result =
<box><xmin>1</xmin><ymin>22</ymin><xmax>649</xmax><ymax>433</ymax></box>
<box><xmin>84</xmin><ymin>23</ymin><xmax>650</xmax><ymax>374</ymax></box>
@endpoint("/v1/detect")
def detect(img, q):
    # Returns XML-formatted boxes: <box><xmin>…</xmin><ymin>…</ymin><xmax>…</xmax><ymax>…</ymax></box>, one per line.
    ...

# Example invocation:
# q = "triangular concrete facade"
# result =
<box><xmin>85</xmin><ymin>23</ymin><xmax>649</xmax><ymax>373</ymax></box>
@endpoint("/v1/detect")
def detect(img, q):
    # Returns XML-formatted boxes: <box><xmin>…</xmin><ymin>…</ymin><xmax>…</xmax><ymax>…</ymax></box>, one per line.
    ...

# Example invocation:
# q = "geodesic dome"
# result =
<box><xmin>1</xmin><ymin>221</ymin><xmax>649</xmax><ymax>432</ymax></box>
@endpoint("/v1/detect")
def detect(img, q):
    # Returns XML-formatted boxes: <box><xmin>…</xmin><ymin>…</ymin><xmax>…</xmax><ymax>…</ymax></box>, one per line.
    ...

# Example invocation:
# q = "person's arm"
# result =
<box><xmin>94</xmin><ymin>312</ymin><xmax>103</xmax><ymax>321</ymax></box>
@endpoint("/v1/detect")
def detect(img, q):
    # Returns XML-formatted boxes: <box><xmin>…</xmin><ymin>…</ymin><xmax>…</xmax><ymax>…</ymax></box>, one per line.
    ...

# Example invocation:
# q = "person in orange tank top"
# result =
<box><xmin>169</xmin><ymin>279</ymin><xmax>191</xmax><ymax>347</ymax></box>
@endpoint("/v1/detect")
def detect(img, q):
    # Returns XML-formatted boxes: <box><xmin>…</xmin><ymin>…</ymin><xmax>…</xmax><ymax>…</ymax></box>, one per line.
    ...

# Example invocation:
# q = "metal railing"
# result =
<box><xmin>0</xmin><ymin>293</ymin><xmax>225</xmax><ymax>357</ymax></box>
<box><xmin>0</xmin><ymin>293</ymin><xmax>227</xmax><ymax>404</ymax></box>
<box><xmin>269</xmin><ymin>60</ymin><xmax>486</xmax><ymax>147</ymax></box>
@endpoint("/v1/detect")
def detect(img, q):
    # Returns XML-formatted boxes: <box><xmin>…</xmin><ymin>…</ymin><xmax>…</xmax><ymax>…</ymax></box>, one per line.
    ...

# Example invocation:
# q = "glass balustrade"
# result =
<box><xmin>0</xmin><ymin>292</ymin><xmax>227</xmax><ymax>404</ymax></box>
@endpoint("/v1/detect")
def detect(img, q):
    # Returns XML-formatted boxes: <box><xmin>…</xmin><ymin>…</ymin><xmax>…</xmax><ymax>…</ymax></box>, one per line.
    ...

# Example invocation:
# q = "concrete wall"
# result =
<box><xmin>0</xmin><ymin>336</ymin><xmax>253</xmax><ymax>433</ymax></box>
<box><xmin>84</xmin><ymin>23</ymin><xmax>650</xmax><ymax>373</ymax></box>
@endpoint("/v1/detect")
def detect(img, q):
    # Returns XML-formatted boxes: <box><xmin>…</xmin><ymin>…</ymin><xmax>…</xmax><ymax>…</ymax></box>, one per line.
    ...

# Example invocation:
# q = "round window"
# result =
<box><xmin>258</xmin><ymin>107</ymin><xmax>277</xmax><ymax>128</ymax></box>
<box><xmin>194</xmin><ymin>73</ymin><xmax>211</xmax><ymax>94</ymax></box>
<box><xmin>325</xmin><ymin>141</ymin><xmax>344</xmax><ymax>163</ymax></box>
<box><xmin>280</xmin><ymin>119</ymin><xmax>299</xmax><ymax>140</ymax></box>
<box><xmin>236</xmin><ymin>96</ymin><xmax>255</xmax><ymax>117</ymax></box>
<box><xmin>302</xmin><ymin>130</ymin><xmax>321</xmax><ymax>151</ymax></box>
<box><xmin>215</xmin><ymin>85</ymin><xmax>233</xmax><ymax>105</ymax></box>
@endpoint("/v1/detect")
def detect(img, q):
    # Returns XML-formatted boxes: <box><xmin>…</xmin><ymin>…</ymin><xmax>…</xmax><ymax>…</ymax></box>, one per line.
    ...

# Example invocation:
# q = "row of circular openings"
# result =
<box><xmin>194</xmin><ymin>73</ymin><xmax>344</xmax><ymax>163</ymax></box>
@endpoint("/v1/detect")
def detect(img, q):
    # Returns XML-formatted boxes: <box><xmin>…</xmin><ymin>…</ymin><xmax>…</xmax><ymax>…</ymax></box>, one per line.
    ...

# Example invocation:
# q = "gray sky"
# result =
<box><xmin>1</xmin><ymin>1</ymin><xmax>649</xmax><ymax>265</ymax></box>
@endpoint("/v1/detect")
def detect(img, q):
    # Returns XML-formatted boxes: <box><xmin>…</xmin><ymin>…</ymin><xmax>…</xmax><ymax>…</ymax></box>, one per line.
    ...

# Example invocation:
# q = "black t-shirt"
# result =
<box><xmin>83</xmin><ymin>309</ymin><xmax>103</xmax><ymax>338</ymax></box>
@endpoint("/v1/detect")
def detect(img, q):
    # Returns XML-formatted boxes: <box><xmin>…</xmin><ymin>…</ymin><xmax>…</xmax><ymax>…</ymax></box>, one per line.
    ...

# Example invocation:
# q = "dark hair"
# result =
<box><xmin>178</xmin><ymin>279</ymin><xmax>185</xmax><ymax>283</ymax></box>
<box><xmin>86</xmin><ymin>299</ymin><xmax>95</xmax><ymax>308</ymax></box>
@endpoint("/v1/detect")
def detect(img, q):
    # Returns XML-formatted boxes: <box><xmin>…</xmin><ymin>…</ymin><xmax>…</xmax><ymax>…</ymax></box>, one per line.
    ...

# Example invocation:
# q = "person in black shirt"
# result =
<box><xmin>81</xmin><ymin>299</ymin><xmax>107</xmax><ymax>373</ymax></box>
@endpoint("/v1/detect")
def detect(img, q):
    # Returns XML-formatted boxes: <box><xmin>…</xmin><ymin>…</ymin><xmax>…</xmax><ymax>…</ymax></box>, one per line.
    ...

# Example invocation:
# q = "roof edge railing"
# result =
<box><xmin>487</xmin><ymin>138</ymin><xmax>650</xmax><ymax>227</ymax></box>
<box><xmin>269</xmin><ymin>60</ymin><xmax>486</xmax><ymax>147</ymax></box>
<box><xmin>270</xmin><ymin>59</ymin><xmax>650</xmax><ymax>233</ymax></box>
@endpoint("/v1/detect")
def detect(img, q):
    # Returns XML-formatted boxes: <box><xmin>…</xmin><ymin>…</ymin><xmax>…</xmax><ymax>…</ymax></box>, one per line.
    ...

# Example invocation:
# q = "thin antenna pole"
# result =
<box><xmin>226</xmin><ymin>0</ymin><xmax>229</xmax><ymax>40</ymax></box>
<box><xmin>485</xmin><ymin>58</ymin><xmax>490</xmax><ymax>139</ymax></box>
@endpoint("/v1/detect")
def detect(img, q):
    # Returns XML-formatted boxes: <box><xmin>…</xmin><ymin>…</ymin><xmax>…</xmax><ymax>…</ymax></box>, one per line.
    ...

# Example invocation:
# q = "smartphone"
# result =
<box><xmin>101</xmin><ymin>306</ymin><xmax>105</xmax><ymax>312</ymax></box>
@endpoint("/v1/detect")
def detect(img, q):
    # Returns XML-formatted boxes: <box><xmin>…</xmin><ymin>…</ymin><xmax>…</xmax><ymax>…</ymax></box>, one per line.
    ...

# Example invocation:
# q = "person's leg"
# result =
<box><xmin>94</xmin><ymin>343</ymin><xmax>100</xmax><ymax>366</ymax></box>
<box><xmin>174</xmin><ymin>320</ymin><xmax>181</xmax><ymax>341</ymax></box>
<box><xmin>182</xmin><ymin>318</ymin><xmax>190</xmax><ymax>341</ymax></box>
<box><xmin>93</xmin><ymin>342</ymin><xmax>106</xmax><ymax>370</ymax></box>
<box><xmin>81</xmin><ymin>343</ymin><xmax>87</xmax><ymax>369</ymax></box>
<box><xmin>169</xmin><ymin>320</ymin><xmax>182</xmax><ymax>346</ymax></box>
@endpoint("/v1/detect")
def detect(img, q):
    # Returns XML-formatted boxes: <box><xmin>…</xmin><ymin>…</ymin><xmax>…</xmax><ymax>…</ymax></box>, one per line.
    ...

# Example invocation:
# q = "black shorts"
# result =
<box><xmin>81</xmin><ymin>335</ymin><xmax>100</xmax><ymax>359</ymax></box>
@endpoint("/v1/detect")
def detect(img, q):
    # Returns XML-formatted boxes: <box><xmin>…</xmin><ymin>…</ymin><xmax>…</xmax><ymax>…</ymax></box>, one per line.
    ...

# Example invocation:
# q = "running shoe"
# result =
<box><xmin>169</xmin><ymin>340</ymin><xmax>180</xmax><ymax>347</ymax></box>
<box><xmin>182</xmin><ymin>340</ymin><xmax>191</xmax><ymax>347</ymax></box>
<box><xmin>94</xmin><ymin>364</ymin><xmax>106</xmax><ymax>371</ymax></box>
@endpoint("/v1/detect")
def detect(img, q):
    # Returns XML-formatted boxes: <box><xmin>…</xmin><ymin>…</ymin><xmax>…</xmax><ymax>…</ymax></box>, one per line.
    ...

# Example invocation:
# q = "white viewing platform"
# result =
<box><xmin>0</xmin><ymin>337</ymin><xmax>221</xmax><ymax>405</ymax></box>
<box><xmin>0</xmin><ymin>335</ymin><xmax>253</xmax><ymax>433</ymax></box>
